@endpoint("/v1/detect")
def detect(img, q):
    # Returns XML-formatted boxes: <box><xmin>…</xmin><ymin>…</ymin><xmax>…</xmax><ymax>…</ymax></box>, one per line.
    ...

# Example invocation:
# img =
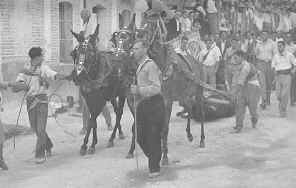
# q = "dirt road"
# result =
<box><xmin>1</xmin><ymin>94</ymin><xmax>296</xmax><ymax>188</ymax></box>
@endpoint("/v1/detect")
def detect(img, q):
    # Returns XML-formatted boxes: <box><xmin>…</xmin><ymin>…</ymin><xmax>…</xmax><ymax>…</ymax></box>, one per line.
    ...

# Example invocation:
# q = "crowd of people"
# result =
<box><xmin>159</xmin><ymin>3</ymin><xmax>296</xmax><ymax>118</ymax></box>
<box><xmin>0</xmin><ymin>0</ymin><xmax>296</xmax><ymax>180</ymax></box>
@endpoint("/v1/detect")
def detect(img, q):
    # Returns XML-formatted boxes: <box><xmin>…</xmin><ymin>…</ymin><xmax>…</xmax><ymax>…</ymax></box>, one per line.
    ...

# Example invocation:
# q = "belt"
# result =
<box><xmin>257</xmin><ymin>59</ymin><xmax>271</xmax><ymax>63</ymax></box>
<box><xmin>27</xmin><ymin>94</ymin><xmax>48</xmax><ymax>112</ymax></box>
<box><xmin>276</xmin><ymin>69</ymin><xmax>291</xmax><ymax>75</ymax></box>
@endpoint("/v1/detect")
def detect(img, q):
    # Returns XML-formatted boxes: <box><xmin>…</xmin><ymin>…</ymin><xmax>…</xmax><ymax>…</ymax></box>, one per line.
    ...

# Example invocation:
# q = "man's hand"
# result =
<box><xmin>8</xmin><ymin>82</ymin><xmax>29</xmax><ymax>93</ymax></box>
<box><xmin>55</xmin><ymin>73</ymin><xmax>73</xmax><ymax>81</ymax></box>
<box><xmin>130</xmin><ymin>84</ymin><xmax>139</xmax><ymax>95</ymax></box>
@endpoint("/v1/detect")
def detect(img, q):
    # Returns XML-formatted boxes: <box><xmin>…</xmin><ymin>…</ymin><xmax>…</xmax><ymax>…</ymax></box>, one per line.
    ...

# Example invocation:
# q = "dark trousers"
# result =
<box><xmin>291</xmin><ymin>73</ymin><xmax>296</xmax><ymax>104</ymax></box>
<box><xmin>256</xmin><ymin>60</ymin><xmax>274</xmax><ymax>105</ymax></box>
<box><xmin>27</xmin><ymin>94</ymin><xmax>53</xmax><ymax>158</ymax></box>
<box><xmin>0</xmin><ymin>143</ymin><xmax>3</xmax><ymax>161</ymax></box>
<box><xmin>136</xmin><ymin>94</ymin><xmax>165</xmax><ymax>173</ymax></box>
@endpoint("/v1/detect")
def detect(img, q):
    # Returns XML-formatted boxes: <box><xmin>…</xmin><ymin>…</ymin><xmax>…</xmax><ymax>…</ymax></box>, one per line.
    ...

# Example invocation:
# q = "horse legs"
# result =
<box><xmin>126</xmin><ymin>96</ymin><xmax>135</xmax><ymax>158</ymax></box>
<box><xmin>186</xmin><ymin>117</ymin><xmax>193</xmax><ymax>142</ymax></box>
<box><xmin>80</xmin><ymin>120</ymin><xmax>91</xmax><ymax>156</ymax></box>
<box><xmin>200</xmin><ymin>92</ymin><xmax>206</xmax><ymax>148</ymax></box>
<box><xmin>107</xmin><ymin>97</ymin><xmax>125</xmax><ymax>147</ymax></box>
<box><xmin>88</xmin><ymin>115</ymin><xmax>98</xmax><ymax>154</ymax></box>
<box><xmin>116</xmin><ymin>96</ymin><xmax>126</xmax><ymax>139</ymax></box>
<box><xmin>161</xmin><ymin>99</ymin><xmax>172</xmax><ymax>166</ymax></box>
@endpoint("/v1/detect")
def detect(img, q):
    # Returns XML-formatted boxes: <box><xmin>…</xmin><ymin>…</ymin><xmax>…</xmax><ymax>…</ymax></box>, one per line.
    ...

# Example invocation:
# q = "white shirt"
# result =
<box><xmin>271</xmin><ymin>51</ymin><xmax>296</xmax><ymax>71</ymax></box>
<box><xmin>255</xmin><ymin>39</ymin><xmax>276</xmax><ymax>62</ymax></box>
<box><xmin>198</xmin><ymin>43</ymin><xmax>221</xmax><ymax>66</ymax></box>
<box><xmin>16</xmin><ymin>64</ymin><xmax>57</xmax><ymax>96</ymax></box>
<box><xmin>207</xmin><ymin>0</ymin><xmax>218</xmax><ymax>13</ymax></box>
<box><xmin>81</xmin><ymin>14</ymin><xmax>98</xmax><ymax>38</ymax></box>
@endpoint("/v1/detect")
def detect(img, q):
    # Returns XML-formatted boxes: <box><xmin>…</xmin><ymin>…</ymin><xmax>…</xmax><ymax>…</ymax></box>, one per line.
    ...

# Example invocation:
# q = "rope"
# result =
<box><xmin>13</xmin><ymin>90</ymin><xmax>28</xmax><ymax>149</ymax></box>
<box><xmin>133</xmin><ymin>94</ymin><xmax>139</xmax><ymax>170</ymax></box>
<box><xmin>13</xmin><ymin>77</ymin><xmax>32</xmax><ymax>149</ymax></box>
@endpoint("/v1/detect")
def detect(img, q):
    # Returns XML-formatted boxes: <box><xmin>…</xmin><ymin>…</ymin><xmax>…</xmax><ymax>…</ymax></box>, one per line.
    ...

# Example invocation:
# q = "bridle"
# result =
<box><xmin>73</xmin><ymin>37</ymin><xmax>98</xmax><ymax>81</ymax></box>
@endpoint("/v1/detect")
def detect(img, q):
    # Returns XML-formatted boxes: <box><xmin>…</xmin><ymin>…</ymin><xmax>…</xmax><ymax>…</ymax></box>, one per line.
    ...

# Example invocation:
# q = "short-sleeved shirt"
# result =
<box><xmin>272</xmin><ymin>51</ymin><xmax>296</xmax><ymax>71</ymax></box>
<box><xmin>198</xmin><ymin>43</ymin><xmax>221</xmax><ymax>66</ymax></box>
<box><xmin>16</xmin><ymin>64</ymin><xmax>57</xmax><ymax>97</ymax></box>
<box><xmin>255</xmin><ymin>39</ymin><xmax>276</xmax><ymax>62</ymax></box>
<box><xmin>81</xmin><ymin>14</ymin><xmax>98</xmax><ymax>38</ymax></box>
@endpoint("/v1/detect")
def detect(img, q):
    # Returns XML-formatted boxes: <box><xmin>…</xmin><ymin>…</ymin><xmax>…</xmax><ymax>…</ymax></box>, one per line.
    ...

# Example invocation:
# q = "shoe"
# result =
<box><xmin>260</xmin><ymin>103</ymin><xmax>266</xmax><ymax>110</ymax></box>
<box><xmin>148</xmin><ymin>172</ymin><xmax>160</xmax><ymax>179</ymax></box>
<box><xmin>234</xmin><ymin>126</ymin><xmax>243</xmax><ymax>133</ymax></box>
<box><xmin>46</xmin><ymin>149</ymin><xmax>52</xmax><ymax>157</ymax></box>
<box><xmin>0</xmin><ymin>160</ymin><xmax>8</xmax><ymax>170</ymax></box>
<box><xmin>251</xmin><ymin>117</ymin><xmax>258</xmax><ymax>128</ymax></box>
<box><xmin>233</xmin><ymin>125</ymin><xmax>239</xmax><ymax>130</ymax></box>
<box><xmin>35</xmin><ymin>157</ymin><xmax>46</xmax><ymax>164</ymax></box>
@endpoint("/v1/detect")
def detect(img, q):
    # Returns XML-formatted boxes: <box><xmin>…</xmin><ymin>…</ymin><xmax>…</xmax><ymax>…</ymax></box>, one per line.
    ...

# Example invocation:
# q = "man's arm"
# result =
<box><xmin>42</xmin><ymin>65</ymin><xmax>72</xmax><ymax>81</ymax></box>
<box><xmin>289</xmin><ymin>53</ymin><xmax>296</xmax><ymax>74</ymax></box>
<box><xmin>215</xmin><ymin>48</ymin><xmax>222</xmax><ymax>72</ymax></box>
<box><xmin>9</xmin><ymin>73</ymin><xmax>29</xmax><ymax>93</ymax></box>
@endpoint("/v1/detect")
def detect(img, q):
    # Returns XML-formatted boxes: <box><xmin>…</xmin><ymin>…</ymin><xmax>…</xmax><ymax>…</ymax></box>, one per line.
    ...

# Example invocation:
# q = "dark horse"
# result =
<box><xmin>70</xmin><ymin>25</ymin><xmax>136</xmax><ymax>155</ymax></box>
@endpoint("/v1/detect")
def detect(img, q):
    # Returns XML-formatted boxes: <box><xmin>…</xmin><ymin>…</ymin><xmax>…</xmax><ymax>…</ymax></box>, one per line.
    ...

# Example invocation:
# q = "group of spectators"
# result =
<box><xmin>155</xmin><ymin>4</ymin><xmax>296</xmax><ymax>129</ymax></box>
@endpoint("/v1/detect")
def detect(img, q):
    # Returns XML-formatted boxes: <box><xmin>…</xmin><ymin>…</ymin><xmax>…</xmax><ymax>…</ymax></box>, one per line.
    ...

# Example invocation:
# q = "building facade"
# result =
<box><xmin>0</xmin><ymin>0</ymin><xmax>136</xmax><ymax>80</ymax></box>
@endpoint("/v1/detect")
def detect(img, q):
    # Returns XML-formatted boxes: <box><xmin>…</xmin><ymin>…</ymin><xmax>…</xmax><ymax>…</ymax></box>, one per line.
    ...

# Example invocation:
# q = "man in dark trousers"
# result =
<box><xmin>10</xmin><ymin>47</ymin><xmax>69</xmax><ymax>164</ymax></box>
<box><xmin>130</xmin><ymin>40</ymin><xmax>165</xmax><ymax>178</ymax></box>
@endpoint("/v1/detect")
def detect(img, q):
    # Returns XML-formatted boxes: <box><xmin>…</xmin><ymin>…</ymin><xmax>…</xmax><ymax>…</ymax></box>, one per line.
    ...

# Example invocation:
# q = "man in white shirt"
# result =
<box><xmin>198</xmin><ymin>35</ymin><xmax>222</xmax><ymax>88</ymax></box>
<box><xmin>271</xmin><ymin>39</ymin><xmax>296</xmax><ymax>117</ymax></box>
<box><xmin>80</xmin><ymin>9</ymin><xmax>98</xmax><ymax>40</ymax></box>
<box><xmin>255</xmin><ymin>31</ymin><xmax>277</xmax><ymax>108</ymax></box>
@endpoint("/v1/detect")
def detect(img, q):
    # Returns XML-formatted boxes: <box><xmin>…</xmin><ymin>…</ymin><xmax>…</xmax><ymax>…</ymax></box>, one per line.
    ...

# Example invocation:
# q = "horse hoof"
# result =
<box><xmin>106</xmin><ymin>141</ymin><xmax>114</xmax><ymax>148</ymax></box>
<box><xmin>88</xmin><ymin>147</ymin><xmax>95</xmax><ymax>155</ymax></box>
<box><xmin>80</xmin><ymin>145</ymin><xmax>87</xmax><ymax>156</ymax></box>
<box><xmin>161</xmin><ymin>157</ymin><xmax>169</xmax><ymax>166</ymax></box>
<box><xmin>125</xmin><ymin>153</ymin><xmax>134</xmax><ymax>159</ymax></box>
<box><xmin>187</xmin><ymin>134</ymin><xmax>193</xmax><ymax>142</ymax></box>
<box><xmin>118</xmin><ymin>133</ymin><xmax>125</xmax><ymax>140</ymax></box>
<box><xmin>200</xmin><ymin>141</ymin><xmax>205</xmax><ymax>148</ymax></box>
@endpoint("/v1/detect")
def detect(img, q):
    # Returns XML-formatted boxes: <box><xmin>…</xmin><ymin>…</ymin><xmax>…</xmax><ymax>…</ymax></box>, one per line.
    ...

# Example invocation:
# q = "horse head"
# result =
<box><xmin>70</xmin><ymin>24</ymin><xmax>100</xmax><ymax>84</ymax></box>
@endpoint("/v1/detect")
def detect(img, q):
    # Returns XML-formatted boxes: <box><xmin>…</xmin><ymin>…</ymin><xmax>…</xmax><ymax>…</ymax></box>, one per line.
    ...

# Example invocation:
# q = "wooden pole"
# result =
<box><xmin>83</xmin><ymin>0</ymin><xmax>86</xmax><ymax>8</ymax></box>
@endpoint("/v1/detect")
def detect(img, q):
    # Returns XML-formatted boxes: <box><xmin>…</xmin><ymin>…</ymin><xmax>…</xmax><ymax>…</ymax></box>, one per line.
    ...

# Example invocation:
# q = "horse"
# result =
<box><xmin>125</xmin><ymin>10</ymin><xmax>235</xmax><ymax>164</ymax></box>
<box><xmin>70</xmin><ymin>25</ymin><xmax>136</xmax><ymax>155</ymax></box>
